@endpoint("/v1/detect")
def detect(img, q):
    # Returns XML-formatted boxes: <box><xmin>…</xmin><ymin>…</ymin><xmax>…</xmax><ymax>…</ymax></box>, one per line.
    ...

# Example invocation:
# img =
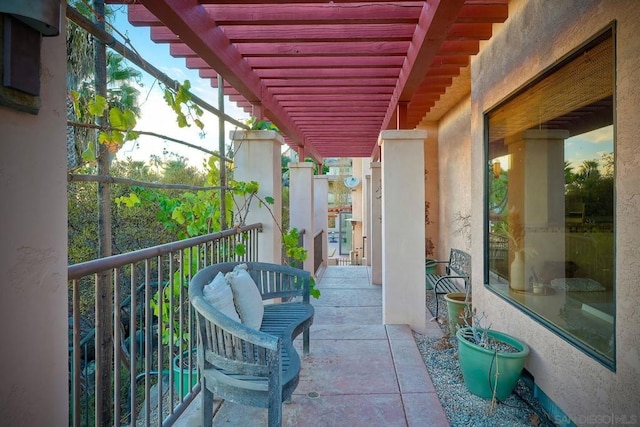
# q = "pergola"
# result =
<box><xmin>109</xmin><ymin>0</ymin><xmax>507</xmax><ymax>161</ymax></box>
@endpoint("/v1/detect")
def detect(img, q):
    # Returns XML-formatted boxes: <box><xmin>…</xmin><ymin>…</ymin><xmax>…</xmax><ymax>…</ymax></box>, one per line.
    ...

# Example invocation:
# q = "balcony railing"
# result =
<box><xmin>68</xmin><ymin>224</ymin><xmax>261</xmax><ymax>427</ymax></box>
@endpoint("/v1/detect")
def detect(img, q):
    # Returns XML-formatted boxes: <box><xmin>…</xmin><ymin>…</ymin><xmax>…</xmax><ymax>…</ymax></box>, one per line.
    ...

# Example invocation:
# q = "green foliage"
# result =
<box><xmin>116</xmin><ymin>168</ymin><xmax>319</xmax><ymax>306</ymax></box>
<box><xmin>565</xmin><ymin>156</ymin><xmax>614</xmax><ymax>221</ymax></box>
<box><xmin>162</xmin><ymin>80</ymin><xmax>204</xmax><ymax>131</ymax></box>
<box><xmin>150</xmin><ymin>250</ymin><xmax>198</xmax><ymax>350</ymax></box>
<box><xmin>69</xmin><ymin>157</ymin><xmax>208</xmax><ymax>265</ymax></box>
<box><xmin>282</xmin><ymin>228</ymin><xmax>306</xmax><ymax>264</ymax></box>
<box><xmin>81</xmin><ymin>145</ymin><xmax>96</xmax><ymax>163</ymax></box>
<box><xmin>309</xmin><ymin>277</ymin><xmax>320</xmax><ymax>300</ymax></box>
<box><xmin>281</xmin><ymin>228</ymin><xmax>320</xmax><ymax>299</ymax></box>
<box><xmin>304</xmin><ymin>157</ymin><xmax>330</xmax><ymax>175</ymax></box>
<box><xmin>246</xmin><ymin>116</ymin><xmax>279</xmax><ymax>131</ymax></box>
<box><xmin>68</xmin><ymin>53</ymin><xmax>142</xmax><ymax>165</ymax></box>
<box><xmin>87</xmin><ymin>94</ymin><xmax>108</xmax><ymax>116</ymax></box>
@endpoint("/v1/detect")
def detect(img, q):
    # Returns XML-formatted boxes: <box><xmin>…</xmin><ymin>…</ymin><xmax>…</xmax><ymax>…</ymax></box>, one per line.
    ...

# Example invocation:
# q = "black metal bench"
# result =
<box><xmin>189</xmin><ymin>261</ymin><xmax>314</xmax><ymax>427</ymax></box>
<box><xmin>425</xmin><ymin>249</ymin><xmax>471</xmax><ymax>319</ymax></box>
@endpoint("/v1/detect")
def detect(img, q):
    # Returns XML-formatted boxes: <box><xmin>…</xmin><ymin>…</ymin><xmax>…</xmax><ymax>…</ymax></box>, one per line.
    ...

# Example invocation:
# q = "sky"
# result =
<box><xmin>110</xmin><ymin>6</ymin><xmax>250</xmax><ymax>169</ymax></box>
<box><xmin>494</xmin><ymin>125</ymin><xmax>614</xmax><ymax>173</ymax></box>
<box><xmin>564</xmin><ymin>125</ymin><xmax>613</xmax><ymax>171</ymax></box>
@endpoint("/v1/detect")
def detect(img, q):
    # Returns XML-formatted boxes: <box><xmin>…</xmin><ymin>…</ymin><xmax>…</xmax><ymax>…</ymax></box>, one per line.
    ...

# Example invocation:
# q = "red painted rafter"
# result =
<box><xmin>135</xmin><ymin>0</ymin><xmax>324</xmax><ymax>161</ymax></box>
<box><xmin>109</xmin><ymin>0</ymin><xmax>508</xmax><ymax>159</ymax></box>
<box><xmin>379</xmin><ymin>0</ymin><xmax>467</xmax><ymax>138</ymax></box>
<box><xmin>128</xmin><ymin>3</ymin><xmax>422</xmax><ymax>26</ymax></box>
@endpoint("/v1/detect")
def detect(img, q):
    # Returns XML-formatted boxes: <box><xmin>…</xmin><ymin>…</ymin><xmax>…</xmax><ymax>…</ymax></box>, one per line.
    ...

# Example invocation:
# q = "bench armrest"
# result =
<box><xmin>192</xmin><ymin>296</ymin><xmax>279</xmax><ymax>351</ymax></box>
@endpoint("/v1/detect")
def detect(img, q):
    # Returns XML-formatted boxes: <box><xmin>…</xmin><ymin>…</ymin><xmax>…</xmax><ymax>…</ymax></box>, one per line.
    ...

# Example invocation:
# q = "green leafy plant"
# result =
<box><xmin>117</xmin><ymin>159</ymin><xmax>318</xmax><ymax>354</ymax></box>
<box><xmin>162</xmin><ymin>80</ymin><xmax>204</xmax><ymax>131</ymax></box>
<box><xmin>246</xmin><ymin>116</ymin><xmax>279</xmax><ymax>131</ymax></box>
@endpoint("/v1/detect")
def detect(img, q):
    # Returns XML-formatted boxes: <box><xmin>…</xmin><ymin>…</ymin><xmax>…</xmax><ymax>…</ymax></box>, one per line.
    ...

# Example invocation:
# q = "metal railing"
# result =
<box><xmin>68</xmin><ymin>224</ymin><xmax>261</xmax><ymax>427</ymax></box>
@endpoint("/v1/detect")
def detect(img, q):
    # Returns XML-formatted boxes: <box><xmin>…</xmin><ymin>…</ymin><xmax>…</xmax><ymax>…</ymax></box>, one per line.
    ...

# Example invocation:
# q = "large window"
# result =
<box><xmin>485</xmin><ymin>30</ymin><xmax>615</xmax><ymax>366</ymax></box>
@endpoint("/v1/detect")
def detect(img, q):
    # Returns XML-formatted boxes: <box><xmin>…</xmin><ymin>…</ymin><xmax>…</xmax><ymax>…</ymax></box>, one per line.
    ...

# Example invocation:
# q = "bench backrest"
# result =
<box><xmin>189</xmin><ymin>262</ymin><xmax>310</xmax><ymax>375</ymax></box>
<box><xmin>448</xmin><ymin>249</ymin><xmax>471</xmax><ymax>284</ymax></box>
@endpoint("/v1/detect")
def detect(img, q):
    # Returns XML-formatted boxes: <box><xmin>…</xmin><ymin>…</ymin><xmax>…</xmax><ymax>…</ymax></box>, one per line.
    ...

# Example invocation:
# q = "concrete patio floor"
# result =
<box><xmin>175</xmin><ymin>265</ymin><xmax>449</xmax><ymax>426</ymax></box>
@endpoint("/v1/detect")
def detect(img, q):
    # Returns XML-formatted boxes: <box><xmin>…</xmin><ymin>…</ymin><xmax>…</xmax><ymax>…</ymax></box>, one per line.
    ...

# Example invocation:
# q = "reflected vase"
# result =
<box><xmin>510</xmin><ymin>250</ymin><xmax>525</xmax><ymax>291</ymax></box>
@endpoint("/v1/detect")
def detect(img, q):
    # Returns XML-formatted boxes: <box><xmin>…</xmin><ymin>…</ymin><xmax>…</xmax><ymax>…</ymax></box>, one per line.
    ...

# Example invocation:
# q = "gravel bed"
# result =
<box><xmin>414</xmin><ymin>292</ymin><xmax>556</xmax><ymax>427</ymax></box>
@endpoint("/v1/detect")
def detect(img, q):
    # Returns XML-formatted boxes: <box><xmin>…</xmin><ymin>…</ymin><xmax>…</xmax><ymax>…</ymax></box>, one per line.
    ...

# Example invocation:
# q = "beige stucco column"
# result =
<box><xmin>314</xmin><ymin>175</ymin><xmax>329</xmax><ymax>272</ymax></box>
<box><xmin>230</xmin><ymin>130</ymin><xmax>283</xmax><ymax>264</ymax></box>
<box><xmin>360</xmin><ymin>158</ymin><xmax>371</xmax><ymax>265</ymax></box>
<box><xmin>506</xmin><ymin>129</ymin><xmax>568</xmax><ymax>228</ymax></box>
<box><xmin>364</xmin><ymin>173</ymin><xmax>372</xmax><ymax>266</ymax></box>
<box><xmin>506</xmin><ymin>129</ymin><xmax>568</xmax><ymax>289</ymax></box>
<box><xmin>370</xmin><ymin>162</ymin><xmax>382</xmax><ymax>285</ymax></box>
<box><xmin>378</xmin><ymin>130</ymin><xmax>428</xmax><ymax>332</ymax></box>
<box><xmin>350</xmin><ymin>158</ymin><xmax>364</xmax><ymax>264</ymax></box>
<box><xmin>0</xmin><ymin>22</ymin><xmax>68</xmax><ymax>426</ymax></box>
<box><xmin>289</xmin><ymin>162</ymin><xmax>315</xmax><ymax>272</ymax></box>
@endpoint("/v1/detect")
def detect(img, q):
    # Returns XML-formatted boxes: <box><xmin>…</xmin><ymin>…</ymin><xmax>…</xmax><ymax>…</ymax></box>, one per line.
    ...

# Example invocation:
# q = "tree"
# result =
<box><xmin>565</xmin><ymin>156</ymin><xmax>614</xmax><ymax>222</ymax></box>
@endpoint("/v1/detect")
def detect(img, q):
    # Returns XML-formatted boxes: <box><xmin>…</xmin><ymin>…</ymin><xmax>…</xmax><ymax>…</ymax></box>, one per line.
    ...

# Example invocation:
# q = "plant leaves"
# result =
<box><xmin>98</xmin><ymin>131</ymin><xmax>110</xmax><ymax>144</ymax></box>
<box><xmin>81</xmin><ymin>145</ymin><xmax>95</xmax><ymax>162</ymax></box>
<box><xmin>234</xmin><ymin>243</ymin><xmax>246</xmax><ymax>257</ymax></box>
<box><xmin>115</xmin><ymin>193</ymin><xmax>140</xmax><ymax>207</ymax></box>
<box><xmin>109</xmin><ymin>107</ymin><xmax>124</xmax><ymax>128</ymax></box>
<box><xmin>88</xmin><ymin>95</ymin><xmax>108</xmax><ymax>116</ymax></box>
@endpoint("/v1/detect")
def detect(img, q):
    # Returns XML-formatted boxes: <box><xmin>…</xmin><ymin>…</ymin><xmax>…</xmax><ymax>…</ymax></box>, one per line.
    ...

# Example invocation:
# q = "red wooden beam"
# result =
<box><xmin>222</xmin><ymin>24</ymin><xmax>416</xmax><ymax>43</ymax></box>
<box><xmin>379</xmin><ymin>0</ymin><xmax>466</xmax><ymax>138</ymax></box>
<box><xmin>137</xmin><ymin>1</ymin><xmax>321</xmax><ymax>160</ymax></box>
<box><xmin>269</xmin><ymin>86</ymin><xmax>394</xmax><ymax>95</ymax></box>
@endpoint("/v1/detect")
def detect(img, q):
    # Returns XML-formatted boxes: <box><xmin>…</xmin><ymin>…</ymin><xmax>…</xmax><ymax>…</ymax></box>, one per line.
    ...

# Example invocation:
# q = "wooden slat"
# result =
<box><xmin>111</xmin><ymin>0</ymin><xmax>509</xmax><ymax>158</ymax></box>
<box><xmin>188</xmin><ymin>261</ymin><xmax>313</xmax><ymax>421</ymax></box>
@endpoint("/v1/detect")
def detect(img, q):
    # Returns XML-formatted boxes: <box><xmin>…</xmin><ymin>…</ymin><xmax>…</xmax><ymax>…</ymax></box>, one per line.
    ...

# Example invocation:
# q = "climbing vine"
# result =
<box><xmin>161</xmin><ymin>80</ymin><xmax>205</xmax><ymax>132</ymax></box>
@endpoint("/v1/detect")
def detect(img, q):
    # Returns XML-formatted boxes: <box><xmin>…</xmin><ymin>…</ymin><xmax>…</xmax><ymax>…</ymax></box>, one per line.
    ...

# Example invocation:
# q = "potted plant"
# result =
<box><xmin>152</xmin><ymin>252</ymin><xmax>201</xmax><ymax>398</ymax></box>
<box><xmin>456</xmin><ymin>308</ymin><xmax>530</xmax><ymax>402</ymax></box>
<box><xmin>444</xmin><ymin>290</ymin><xmax>471</xmax><ymax>335</ymax></box>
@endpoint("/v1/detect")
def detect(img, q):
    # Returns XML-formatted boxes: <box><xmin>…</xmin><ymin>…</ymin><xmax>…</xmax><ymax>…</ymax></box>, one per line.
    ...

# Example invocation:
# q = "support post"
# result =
<box><xmin>370</xmin><ymin>162</ymin><xmax>382</xmax><ymax>285</ymax></box>
<box><xmin>378</xmin><ymin>130</ymin><xmax>428</xmax><ymax>333</ymax></box>
<box><xmin>230</xmin><ymin>130</ymin><xmax>283</xmax><ymax>264</ymax></box>
<box><xmin>289</xmin><ymin>162</ymin><xmax>315</xmax><ymax>272</ymax></box>
<box><xmin>314</xmin><ymin>175</ymin><xmax>329</xmax><ymax>271</ymax></box>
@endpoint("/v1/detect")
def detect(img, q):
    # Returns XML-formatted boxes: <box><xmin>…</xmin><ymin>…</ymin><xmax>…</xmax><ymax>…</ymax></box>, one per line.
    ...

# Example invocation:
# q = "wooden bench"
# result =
<box><xmin>425</xmin><ymin>249</ymin><xmax>471</xmax><ymax>319</ymax></box>
<box><xmin>189</xmin><ymin>261</ymin><xmax>314</xmax><ymax>427</ymax></box>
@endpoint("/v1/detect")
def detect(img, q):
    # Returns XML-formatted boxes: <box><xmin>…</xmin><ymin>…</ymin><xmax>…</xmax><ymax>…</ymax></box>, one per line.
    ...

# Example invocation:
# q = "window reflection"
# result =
<box><xmin>486</xmin><ymin>31</ymin><xmax>615</xmax><ymax>364</ymax></box>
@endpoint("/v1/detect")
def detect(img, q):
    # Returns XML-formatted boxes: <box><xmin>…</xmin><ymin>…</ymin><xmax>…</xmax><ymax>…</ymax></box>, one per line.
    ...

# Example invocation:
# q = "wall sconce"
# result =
<box><xmin>1</xmin><ymin>1</ymin><xmax>60</xmax><ymax>108</ymax></box>
<box><xmin>0</xmin><ymin>1</ymin><xmax>61</xmax><ymax>36</ymax></box>
<box><xmin>492</xmin><ymin>161</ymin><xmax>502</xmax><ymax>178</ymax></box>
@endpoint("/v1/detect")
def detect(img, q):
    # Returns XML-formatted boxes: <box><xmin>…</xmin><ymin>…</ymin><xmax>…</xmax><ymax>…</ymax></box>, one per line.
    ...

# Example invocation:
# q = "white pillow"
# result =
<box><xmin>226</xmin><ymin>264</ymin><xmax>264</xmax><ymax>329</ymax></box>
<box><xmin>203</xmin><ymin>272</ymin><xmax>241</xmax><ymax>322</ymax></box>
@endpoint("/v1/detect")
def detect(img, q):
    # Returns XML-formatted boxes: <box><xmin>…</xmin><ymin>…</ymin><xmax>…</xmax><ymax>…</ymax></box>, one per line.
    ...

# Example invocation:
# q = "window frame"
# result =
<box><xmin>483</xmin><ymin>24</ymin><xmax>617</xmax><ymax>370</ymax></box>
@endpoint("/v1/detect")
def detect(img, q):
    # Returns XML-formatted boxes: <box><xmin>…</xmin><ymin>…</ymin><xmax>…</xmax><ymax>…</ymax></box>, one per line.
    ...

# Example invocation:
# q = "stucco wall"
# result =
<box><xmin>0</xmin><ymin>22</ymin><xmax>69</xmax><ymax>426</ymax></box>
<box><xmin>421</xmin><ymin>123</ymin><xmax>441</xmax><ymax>259</ymax></box>
<box><xmin>468</xmin><ymin>0</ymin><xmax>640</xmax><ymax>423</ymax></box>
<box><xmin>435</xmin><ymin>96</ymin><xmax>473</xmax><ymax>259</ymax></box>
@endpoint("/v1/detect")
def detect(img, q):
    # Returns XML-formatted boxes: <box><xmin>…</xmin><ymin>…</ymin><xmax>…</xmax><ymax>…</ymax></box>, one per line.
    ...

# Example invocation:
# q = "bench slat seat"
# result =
<box><xmin>426</xmin><ymin>249</ymin><xmax>471</xmax><ymax>319</ymax></box>
<box><xmin>189</xmin><ymin>262</ymin><xmax>314</xmax><ymax>427</ymax></box>
<box><xmin>425</xmin><ymin>273</ymin><xmax>462</xmax><ymax>294</ymax></box>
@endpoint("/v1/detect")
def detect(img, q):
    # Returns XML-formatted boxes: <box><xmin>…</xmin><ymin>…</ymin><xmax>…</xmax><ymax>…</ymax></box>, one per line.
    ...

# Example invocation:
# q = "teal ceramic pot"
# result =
<box><xmin>444</xmin><ymin>293</ymin><xmax>471</xmax><ymax>335</ymax></box>
<box><xmin>456</xmin><ymin>327</ymin><xmax>529</xmax><ymax>400</ymax></box>
<box><xmin>172</xmin><ymin>350</ymin><xmax>199</xmax><ymax>397</ymax></box>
